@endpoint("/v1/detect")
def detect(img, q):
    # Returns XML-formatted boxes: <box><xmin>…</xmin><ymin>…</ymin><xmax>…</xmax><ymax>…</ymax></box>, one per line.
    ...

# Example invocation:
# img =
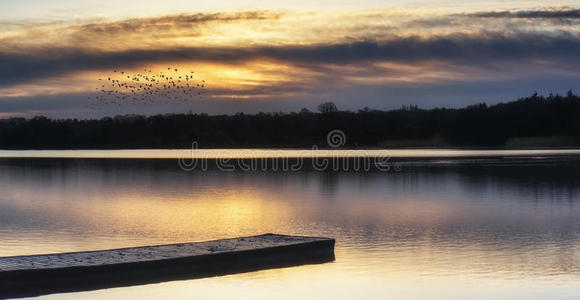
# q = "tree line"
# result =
<box><xmin>1</xmin><ymin>92</ymin><xmax>579</xmax><ymax>149</ymax></box>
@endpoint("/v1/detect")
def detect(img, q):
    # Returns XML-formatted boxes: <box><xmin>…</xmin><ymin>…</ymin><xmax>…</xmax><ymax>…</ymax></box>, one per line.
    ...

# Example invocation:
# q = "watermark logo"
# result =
<box><xmin>327</xmin><ymin>129</ymin><xmax>346</xmax><ymax>148</ymax></box>
<box><xmin>178</xmin><ymin>130</ymin><xmax>401</xmax><ymax>172</ymax></box>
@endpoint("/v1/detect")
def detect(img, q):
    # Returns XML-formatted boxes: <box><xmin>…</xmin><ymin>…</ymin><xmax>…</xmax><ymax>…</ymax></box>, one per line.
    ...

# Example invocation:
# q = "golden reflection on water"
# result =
<box><xmin>1</xmin><ymin>149</ymin><xmax>580</xmax><ymax>159</ymax></box>
<box><xmin>1</xmin><ymin>158</ymin><xmax>580</xmax><ymax>299</ymax></box>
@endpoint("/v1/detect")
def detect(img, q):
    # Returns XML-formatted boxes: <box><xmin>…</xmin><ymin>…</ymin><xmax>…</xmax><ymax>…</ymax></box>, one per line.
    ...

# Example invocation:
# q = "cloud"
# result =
<box><xmin>467</xmin><ymin>8</ymin><xmax>580</xmax><ymax>19</ymax></box>
<box><xmin>1</xmin><ymin>32</ymin><xmax>580</xmax><ymax>87</ymax></box>
<box><xmin>2</xmin><ymin>6</ymin><xmax>580</xmax><ymax>118</ymax></box>
<box><xmin>70</xmin><ymin>11</ymin><xmax>282</xmax><ymax>40</ymax></box>
<box><xmin>0</xmin><ymin>11</ymin><xmax>284</xmax><ymax>52</ymax></box>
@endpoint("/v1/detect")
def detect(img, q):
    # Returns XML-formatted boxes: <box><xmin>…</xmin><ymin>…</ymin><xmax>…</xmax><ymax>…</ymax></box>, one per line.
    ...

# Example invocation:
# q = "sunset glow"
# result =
<box><xmin>1</xmin><ymin>1</ymin><xmax>580</xmax><ymax>116</ymax></box>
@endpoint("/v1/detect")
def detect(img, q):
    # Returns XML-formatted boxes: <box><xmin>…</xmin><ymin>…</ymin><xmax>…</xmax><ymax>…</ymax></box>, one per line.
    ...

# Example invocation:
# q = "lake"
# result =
<box><xmin>1</xmin><ymin>150</ymin><xmax>580</xmax><ymax>299</ymax></box>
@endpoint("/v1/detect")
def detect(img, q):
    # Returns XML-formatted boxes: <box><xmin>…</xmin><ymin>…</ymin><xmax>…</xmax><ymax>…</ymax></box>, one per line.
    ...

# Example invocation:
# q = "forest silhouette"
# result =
<box><xmin>1</xmin><ymin>92</ymin><xmax>579</xmax><ymax>149</ymax></box>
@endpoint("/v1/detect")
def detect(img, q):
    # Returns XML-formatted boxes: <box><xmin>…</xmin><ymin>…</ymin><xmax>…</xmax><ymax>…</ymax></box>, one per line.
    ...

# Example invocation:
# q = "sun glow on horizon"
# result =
<box><xmin>1</xmin><ymin>1</ymin><xmax>580</xmax><ymax>116</ymax></box>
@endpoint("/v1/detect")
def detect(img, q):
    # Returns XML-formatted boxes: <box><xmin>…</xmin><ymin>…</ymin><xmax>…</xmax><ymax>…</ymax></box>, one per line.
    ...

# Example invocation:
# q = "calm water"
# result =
<box><xmin>1</xmin><ymin>150</ymin><xmax>580</xmax><ymax>299</ymax></box>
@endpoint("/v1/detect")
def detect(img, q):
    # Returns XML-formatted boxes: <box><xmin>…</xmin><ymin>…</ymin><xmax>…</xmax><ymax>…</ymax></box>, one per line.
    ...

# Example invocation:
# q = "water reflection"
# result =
<box><xmin>1</xmin><ymin>158</ymin><xmax>580</xmax><ymax>299</ymax></box>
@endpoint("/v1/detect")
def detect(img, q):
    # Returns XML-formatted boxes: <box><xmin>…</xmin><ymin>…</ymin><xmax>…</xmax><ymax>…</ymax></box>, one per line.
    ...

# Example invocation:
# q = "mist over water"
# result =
<box><xmin>1</xmin><ymin>155</ymin><xmax>580</xmax><ymax>299</ymax></box>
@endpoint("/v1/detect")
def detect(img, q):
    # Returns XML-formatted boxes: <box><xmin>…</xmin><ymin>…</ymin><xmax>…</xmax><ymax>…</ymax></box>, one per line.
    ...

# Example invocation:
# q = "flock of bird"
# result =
<box><xmin>89</xmin><ymin>67</ymin><xmax>207</xmax><ymax>106</ymax></box>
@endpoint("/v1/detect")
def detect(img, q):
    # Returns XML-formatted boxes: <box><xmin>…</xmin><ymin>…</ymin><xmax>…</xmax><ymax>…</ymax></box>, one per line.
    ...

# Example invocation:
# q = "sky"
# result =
<box><xmin>1</xmin><ymin>0</ymin><xmax>580</xmax><ymax>118</ymax></box>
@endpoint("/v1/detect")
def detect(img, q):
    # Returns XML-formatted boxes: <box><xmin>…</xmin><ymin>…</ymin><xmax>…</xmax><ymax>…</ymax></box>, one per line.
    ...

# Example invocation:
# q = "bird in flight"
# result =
<box><xmin>91</xmin><ymin>66</ymin><xmax>207</xmax><ymax>107</ymax></box>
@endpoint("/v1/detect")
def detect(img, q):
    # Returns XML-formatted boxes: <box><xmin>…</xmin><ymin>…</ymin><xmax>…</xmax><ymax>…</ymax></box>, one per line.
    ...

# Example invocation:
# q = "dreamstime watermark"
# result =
<box><xmin>327</xmin><ymin>129</ymin><xmax>346</xmax><ymax>148</ymax></box>
<box><xmin>178</xmin><ymin>130</ymin><xmax>401</xmax><ymax>172</ymax></box>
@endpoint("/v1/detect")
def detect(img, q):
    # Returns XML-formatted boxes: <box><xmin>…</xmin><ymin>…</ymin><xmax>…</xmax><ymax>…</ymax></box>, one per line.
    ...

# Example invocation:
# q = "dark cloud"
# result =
<box><xmin>73</xmin><ymin>11</ymin><xmax>281</xmax><ymax>36</ymax></box>
<box><xmin>1</xmin><ymin>32</ymin><xmax>580</xmax><ymax>86</ymax></box>
<box><xmin>408</xmin><ymin>8</ymin><xmax>580</xmax><ymax>29</ymax></box>
<box><xmin>468</xmin><ymin>8</ymin><xmax>580</xmax><ymax>19</ymax></box>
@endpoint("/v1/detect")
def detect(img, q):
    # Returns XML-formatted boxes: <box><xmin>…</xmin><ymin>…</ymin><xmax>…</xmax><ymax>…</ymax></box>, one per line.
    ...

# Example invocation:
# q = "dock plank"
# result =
<box><xmin>0</xmin><ymin>234</ymin><xmax>335</xmax><ymax>298</ymax></box>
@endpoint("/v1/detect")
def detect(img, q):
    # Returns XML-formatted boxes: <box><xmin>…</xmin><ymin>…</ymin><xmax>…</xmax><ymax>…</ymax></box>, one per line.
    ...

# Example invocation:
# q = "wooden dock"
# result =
<box><xmin>0</xmin><ymin>234</ymin><xmax>335</xmax><ymax>298</ymax></box>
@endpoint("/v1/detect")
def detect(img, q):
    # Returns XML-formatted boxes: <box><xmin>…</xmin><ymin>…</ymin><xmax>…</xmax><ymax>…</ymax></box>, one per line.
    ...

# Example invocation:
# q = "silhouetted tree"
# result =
<box><xmin>0</xmin><ymin>92</ymin><xmax>579</xmax><ymax>149</ymax></box>
<box><xmin>317</xmin><ymin>102</ymin><xmax>338</xmax><ymax>114</ymax></box>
